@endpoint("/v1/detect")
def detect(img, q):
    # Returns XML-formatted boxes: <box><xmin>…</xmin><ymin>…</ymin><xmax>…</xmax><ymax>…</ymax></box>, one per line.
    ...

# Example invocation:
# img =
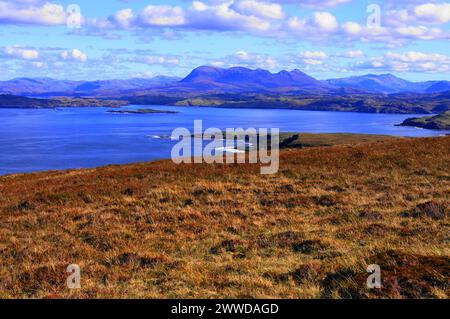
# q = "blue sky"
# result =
<box><xmin>0</xmin><ymin>0</ymin><xmax>449</xmax><ymax>81</ymax></box>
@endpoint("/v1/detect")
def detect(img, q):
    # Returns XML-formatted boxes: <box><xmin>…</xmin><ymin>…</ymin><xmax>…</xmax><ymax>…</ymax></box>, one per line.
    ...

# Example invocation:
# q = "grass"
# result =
<box><xmin>399</xmin><ymin>110</ymin><xmax>450</xmax><ymax>130</ymax></box>
<box><xmin>0</xmin><ymin>134</ymin><xmax>448</xmax><ymax>299</ymax></box>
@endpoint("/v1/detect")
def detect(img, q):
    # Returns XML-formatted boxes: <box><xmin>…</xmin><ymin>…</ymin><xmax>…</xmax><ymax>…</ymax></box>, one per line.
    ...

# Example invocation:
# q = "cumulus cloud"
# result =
<box><xmin>138</xmin><ymin>5</ymin><xmax>185</xmax><ymax>26</ymax></box>
<box><xmin>312</xmin><ymin>11</ymin><xmax>339</xmax><ymax>31</ymax></box>
<box><xmin>385</xmin><ymin>51</ymin><xmax>449</xmax><ymax>63</ymax></box>
<box><xmin>0</xmin><ymin>1</ymin><xmax>66</xmax><ymax>25</ymax></box>
<box><xmin>231</xmin><ymin>0</ymin><xmax>284</xmax><ymax>20</ymax></box>
<box><xmin>414</xmin><ymin>3</ymin><xmax>450</xmax><ymax>24</ymax></box>
<box><xmin>109</xmin><ymin>8</ymin><xmax>134</xmax><ymax>28</ymax></box>
<box><xmin>100</xmin><ymin>1</ymin><xmax>277</xmax><ymax>33</ymax></box>
<box><xmin>300</xmin><ymin>51</ymin><xmax>328</xmax><ymax>65</ymax></box>
<box><xmin>4</xmin><ymin>46</ymin><xmax>39</xmax><ymax>60</ymax></box>
<box><xmin>60</xmin><ymin>49</ymin><xmax>88</xmax><ymax>62</ymax></box>
<box><xmin>355</xmin><ymin>51</ymin><xmax>450</xmax><ymax>73</ymax></box>
<box><xmin>2</xmin><ymin>0</ymin><xmax>449</xmax><ymax>66</ymax></box>
<box><xmin>66</xmin><ymin>1</ymin><xmax>450</xmax><ymax>47</ymax></box>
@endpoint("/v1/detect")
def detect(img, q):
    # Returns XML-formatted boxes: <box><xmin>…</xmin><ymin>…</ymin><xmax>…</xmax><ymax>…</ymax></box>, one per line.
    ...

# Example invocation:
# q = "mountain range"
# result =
<box><xmin>0</xmin><ymin>76</ymin><xmax>180</xmax><ymax>96</ymax></box>
<box><xmin>325</xmin><ymin>74</ymin><xmax>450</xmax><ymax>94</ymax></box>
<box><xmin>0</xmin><ymin>66</ymin><xmax>449</xmax><ymax>96</ymax></box>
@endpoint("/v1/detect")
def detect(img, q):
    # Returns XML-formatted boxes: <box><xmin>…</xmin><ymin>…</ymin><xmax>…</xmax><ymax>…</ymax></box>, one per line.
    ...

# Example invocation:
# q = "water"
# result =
<box><xmin>0</xmin><ymin>105</ymin><xmax>448</xmax><ymax>175</ymax></box>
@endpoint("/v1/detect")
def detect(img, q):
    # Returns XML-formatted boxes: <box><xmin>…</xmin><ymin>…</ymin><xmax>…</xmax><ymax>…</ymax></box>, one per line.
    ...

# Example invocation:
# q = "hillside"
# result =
<box><xmin>0</xmin><ymin>77</ymin><xmax>179</xmax><ymax>97</ymax></box>
<box><xmin>0</xmin><ymin>135</ymin><xmax>448</xmax><ymax>299</ymax></box>
<box><xmin>399</xmin><ymin>111</ymin><xmax>450</xmax><ymax>130</ymax></box>
<box><xmin>0</xmin><ymin>94</ymin><xmax>128</xmax><ymax>108</ymax></box>
<box><xmin>324</xmin><ymin>74</ymin><xmax>450</xmax><ymax>94</ymax></box>
<box><xmin>163</xmin><ymin>92</ymin><xmax>450</xmax><ymax>114</ymax></box>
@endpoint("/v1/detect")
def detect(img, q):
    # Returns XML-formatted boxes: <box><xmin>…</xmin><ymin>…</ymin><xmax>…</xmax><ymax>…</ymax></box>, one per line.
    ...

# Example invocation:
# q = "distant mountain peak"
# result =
<box><xmin>178</xmin><ymin>65</ymin><xmax>329</xmax><ymax>92</ymax></box>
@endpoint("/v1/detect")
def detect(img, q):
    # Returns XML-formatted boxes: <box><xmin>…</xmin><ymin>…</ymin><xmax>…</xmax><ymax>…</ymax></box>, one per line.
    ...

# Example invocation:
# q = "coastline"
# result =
<box><xmin>0</xmin><ymin>132</ymin><xmax>403</xmax><ymax>177</ymax></box>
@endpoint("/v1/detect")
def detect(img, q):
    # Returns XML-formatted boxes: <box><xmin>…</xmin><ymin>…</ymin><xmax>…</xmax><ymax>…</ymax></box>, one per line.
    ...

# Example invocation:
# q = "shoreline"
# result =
<box><xmin>0</xmin><ymin>132</ymin><xmax>408</xmax><ymax>178</ymax></box>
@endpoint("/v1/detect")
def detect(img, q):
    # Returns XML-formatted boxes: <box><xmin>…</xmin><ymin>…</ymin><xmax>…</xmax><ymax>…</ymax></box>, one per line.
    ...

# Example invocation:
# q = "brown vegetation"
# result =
<box><xmin>0</xmin><ymin>135</ymin><xmax>449</xmax><ymax>299</ymax></box>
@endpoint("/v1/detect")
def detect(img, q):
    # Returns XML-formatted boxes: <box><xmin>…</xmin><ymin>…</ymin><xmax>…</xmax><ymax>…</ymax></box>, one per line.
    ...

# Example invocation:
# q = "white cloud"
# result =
<box><xmin>5</xmin><ymin>46</ymin><xmax>39</xmax><ymax>60</ymax></box>
<box><xmin>342</xmin><ymin>21</ymin><xmax>362</xmax><ymax>35</ymax></box>
<box><xmin>232</xmin><ymin>0</ymin><xmax>284</xmax><ymax>20</ymax></box>
<box><xmin>60</xmin><ymin>49</ymin><xmax>88</xmax><ymax>62</ymax></box>
<box><xmin>301</xmin><ymin>51</ymin><xmax>328</xmax><ymax>59</ymax></box>
<box><xmin>414</xmin><ymin>3</ymin><xmax>450</xmax><ymax>24</ymax></box>
<box><xmin>138</xmin><ymin>5</ymin><xmax>185</xmax><ymax>26</ymax></box>
<box><xmin>385</xmin><ymin>51</ymin><xmax>449</xmax><ymax>63</ymax></box>
<box><xmin>355</xmin><ymin>51</ymin><xmax>450</xmax><ymax>73</ymax></box>
<box><xmin>109</xmin><ymin>8</ymin><xmax>134</xmax><ymax>28</ymax></box>
<box><xmin>0</xmin><ymin>1</ymin><xmax>66</xmax><ymax>25</ymax></box>
<box><xmin>300</xmin><ymin>51</ymin><xmax>328</xmax><ymax>65</ymax></box>
<box><xmin>312</xmin><ymin>11</ymin><xmax>338</xmax><ymax>31</ymax></box>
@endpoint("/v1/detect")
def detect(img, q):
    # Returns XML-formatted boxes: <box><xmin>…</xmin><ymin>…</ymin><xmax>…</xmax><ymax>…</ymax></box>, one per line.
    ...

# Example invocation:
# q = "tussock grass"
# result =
<box><xmin>0</xmin><ymin>135</ymin><xmax>448</xmax><ymax>299</ymax></box>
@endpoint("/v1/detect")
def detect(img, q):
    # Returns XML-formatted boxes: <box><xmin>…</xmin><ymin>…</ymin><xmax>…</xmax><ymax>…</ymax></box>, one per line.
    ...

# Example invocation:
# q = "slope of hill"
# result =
<box><xmin>163</xmin><ymin>91</ymin><xmax>450</xmax><ymax>114</ymax></box>
<box><xmin>426</xmin><ymin>81</ymin><xmax>450</xmax><ymax>93</ymax></box>
<box><xmin>0</xmin><ymin>77</ymin><xmax>180</xmax><ymax>96</ymax></box>
<box><xmin>0</xmin><ymin>78</ymin><xmax>81</xmax><ymax>95</ymax></box>
<box><xmin>324</xmin><ymin>74</ymin><xmax>450</xmax><ymax>94</ymax></box>
<box><xmin>399</xmin><ymin>110</ymin><xmax>450</xmax><ymax>130</ymax></box>
<box><xmin>0</xmin><ymin>135</ymin><xmax>448</xmax><ymax>298</ymax></box>
<box><xmin>0</xmin><ymin>94</ymin><xmax>127</xmax><ymax>108</ymax></box>
<box><xmin>323</xmin><ymin>74</ymin><xmax>449</xmax><ymax>94</ymax></box>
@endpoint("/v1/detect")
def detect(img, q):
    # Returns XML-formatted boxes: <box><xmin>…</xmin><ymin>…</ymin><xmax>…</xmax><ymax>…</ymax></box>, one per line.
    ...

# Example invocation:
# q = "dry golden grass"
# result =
<box><xmin>0</xmin><ymin>135</ymin><xmax>448</xmax><ymax>299</ymax></box>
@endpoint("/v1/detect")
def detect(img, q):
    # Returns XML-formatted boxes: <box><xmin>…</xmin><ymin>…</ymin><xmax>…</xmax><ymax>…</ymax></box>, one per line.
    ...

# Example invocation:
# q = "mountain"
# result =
<box><xmin>0</xmin><ymin>76</ymin><xmax>180</xmax><ymax>96</ymax></box>
<box><xmin>72</xmin><ymin>76</ymin><xmax>180</xmax><ymax>94</ymax></box>
<box><xmin>324</xmin><ymin>74</ymin><xmax>450</xmax><ymax>94</ymax></box>
<box><xmin>0</xmin><ymin>68</ymin><xmax>448</xmax><ymax>96</ymax></box>
<box><xmin>0</xmin><ymin>78</ymin><xmax>81</xmax><ymax>95</ymax></box>
<box><xmin>176</xmin><ymin>66</ymin><xmax>332</xmax><ymax>93</ymax></box>
<box><xmin>426</xmin><ymin>81</ymin><xmax>450</xmax><ymax>93</ymax></box>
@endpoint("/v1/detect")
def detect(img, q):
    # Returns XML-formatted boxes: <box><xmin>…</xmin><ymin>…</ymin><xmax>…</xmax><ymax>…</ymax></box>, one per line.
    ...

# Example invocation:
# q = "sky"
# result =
<box><xmin>0</xmin><ymin>0</ymin><xmax>449</xmax><ymax>81</ymax></box>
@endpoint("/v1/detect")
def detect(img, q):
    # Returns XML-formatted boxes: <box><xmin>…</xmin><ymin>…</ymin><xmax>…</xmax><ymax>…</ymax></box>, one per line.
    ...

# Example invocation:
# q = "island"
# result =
<box><xmin>398</xmin><ymin>111</ymin><xmax>450</xmax><ymax>130</ymax></box>
<box><xmin>107</xmin><ymin>108</ymin><xmax>179</xmax><ymax>114</ymax></box>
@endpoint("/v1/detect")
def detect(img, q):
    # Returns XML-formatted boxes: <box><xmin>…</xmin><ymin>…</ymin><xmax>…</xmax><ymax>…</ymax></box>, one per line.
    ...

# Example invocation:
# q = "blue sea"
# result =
<box><xmin>0</xmin><ymin>105</ymin><xmax>448</xmax><ymax>175</ymax></box>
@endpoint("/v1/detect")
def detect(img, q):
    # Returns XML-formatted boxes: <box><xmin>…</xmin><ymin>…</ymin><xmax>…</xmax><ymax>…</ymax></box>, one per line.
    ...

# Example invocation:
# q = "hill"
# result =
<box><xmin>0</xmin><ymin>94</ymin><xmax>127</xmax><ymax>108</ymax></box>
<box><xmin>152</xmin><ymin>91</ymin><xmax>450</xmax><ymax>114</ymax></box>
<box><xmin>399</xmin><ymin>110</ymin><xmax>450</xmax><ymax>130</ymax></box>
<box><xmin>0</xmin><ymin>135</ymin><xmax>448</xmax><ymax>298</ymax></box>
<box><xmin>324</xmin><ymin>74</ymin><xmax>450</xmax><ymax>94</ymax></box>
<box><xmin>0</xmin><ymin>77</ymin><xmax>179</xmax><ymax>97</ymax></box>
